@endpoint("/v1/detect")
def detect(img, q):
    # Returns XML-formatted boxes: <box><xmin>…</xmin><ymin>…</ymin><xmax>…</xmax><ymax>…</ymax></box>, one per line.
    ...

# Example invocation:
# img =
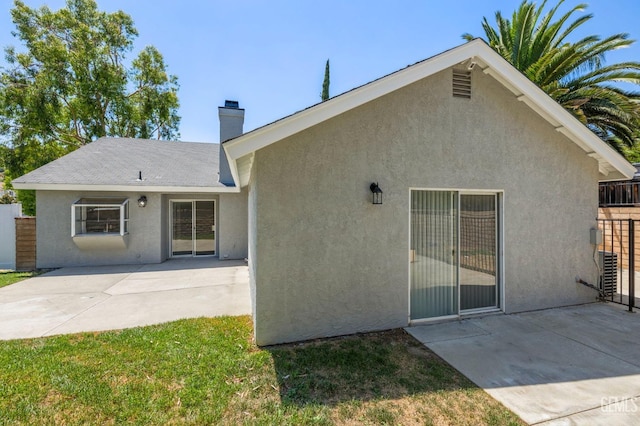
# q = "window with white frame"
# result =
<box><xmin>71</xmin><ymin>198</ymin><xmax>129</xmax><ymax>236</ymax></box>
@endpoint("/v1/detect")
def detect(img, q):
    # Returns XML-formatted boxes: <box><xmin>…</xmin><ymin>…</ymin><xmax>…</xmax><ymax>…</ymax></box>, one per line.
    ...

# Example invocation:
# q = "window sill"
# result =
<box><xmin>72</xmin><ymin>233</ymin><xmax>129</xmax><ymax>250</ymax></box>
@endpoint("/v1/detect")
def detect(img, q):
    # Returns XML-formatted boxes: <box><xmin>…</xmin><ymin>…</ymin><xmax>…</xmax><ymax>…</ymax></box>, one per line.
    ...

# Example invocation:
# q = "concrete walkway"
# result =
<box><xmin>407</xmin><ymin>303</ymin><xmax>640</xmax><ymax>425</ymax></box>
<box><xmin>0</xmin><ymin>258</ymin><xmax>250</xmax><ymax>340</ymax></box>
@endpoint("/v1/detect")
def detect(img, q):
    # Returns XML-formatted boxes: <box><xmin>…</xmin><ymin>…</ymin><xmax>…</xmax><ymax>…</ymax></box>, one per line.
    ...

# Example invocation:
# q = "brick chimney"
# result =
<box><xmin>218</xmin><ymin>100</ymin><xmax>244</xmax><ymax>185</ymax></box>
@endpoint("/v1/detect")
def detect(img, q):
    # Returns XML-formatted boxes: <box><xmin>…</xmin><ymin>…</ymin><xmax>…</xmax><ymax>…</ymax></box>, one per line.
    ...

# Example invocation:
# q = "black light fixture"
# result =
<box><xmin>370</xmin><ymin>182</ymin><xmax>383</xmax><ymax>205</ymax></box>
<box><xmin>137</xmin><ymin>195</ymin><xmax>147</xmax><ymax>208</ymax></box>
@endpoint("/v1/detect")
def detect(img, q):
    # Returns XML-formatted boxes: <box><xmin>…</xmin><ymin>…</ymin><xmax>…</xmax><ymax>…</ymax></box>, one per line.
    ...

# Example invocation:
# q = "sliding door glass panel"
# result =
<box><xmin>410</xmin><ymin>190</ymin><xmax>458</xmax><ymax>319</ymax></box>
<box><xmin>459</xmin><ymin>194</ymin><xmax>497</xmax><ymax>310</ymax></box>
<box><xmin>172</xmin><ymin>201</ymin><xmax>193</xmax><ymax>256</ymax></box>
<box><xmin>195</xmin><ymin>201</ymin><xmax>215</xmax><ymax>255</ymax></box>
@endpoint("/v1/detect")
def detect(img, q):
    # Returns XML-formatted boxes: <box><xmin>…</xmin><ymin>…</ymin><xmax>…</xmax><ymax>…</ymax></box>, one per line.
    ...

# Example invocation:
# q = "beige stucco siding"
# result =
<box><xmin>36</xmin><ymin>191</ymin><xmax>163</xmax><ymax>268</ymax></box>
<box><xmin>37</xmin><ymin>190</ymin><xmax>248</xmax><ymax>268</ymax></box>
<box><xmin>248</xmin><ymin>166</ymin><xmax>258</xmax><ymax>326</ymax></box>
<box><xmin>162</xmin><ymin>192</ymin><xmax>248</xmax><ymax>260</ymax></box>
<box><xmin>218</xmin><ymin>189</ymin><xmax>249</xmax><ymax>260</ymax></box>
<box><xmin>252</xmin><ymin>66</ymin><xmax>600</xmax><ymax>345</ymax></box>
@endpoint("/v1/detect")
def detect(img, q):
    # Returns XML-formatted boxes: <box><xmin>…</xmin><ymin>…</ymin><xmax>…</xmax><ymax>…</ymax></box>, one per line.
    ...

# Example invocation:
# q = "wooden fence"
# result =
<box><xmin>15</xmin><ymin>217</ymin><xmax>36</xmax><ymax>271</ymax></box>
<box><xmin>598</xmin><ymin>207</ymin><xmax>640</xmax><ymax>271</ymax></box>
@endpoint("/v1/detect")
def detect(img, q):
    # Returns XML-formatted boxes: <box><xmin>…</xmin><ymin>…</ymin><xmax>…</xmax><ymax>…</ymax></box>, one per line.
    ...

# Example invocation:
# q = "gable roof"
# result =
<box><xmin>223</xmin><ymin>39</ymin><xmax>635</xmax><ymax>187</ymax></box>
<box><xmin>12</xmin><ymin>137</ymin><xmax>237</xmax><ymax>193</ymax></box>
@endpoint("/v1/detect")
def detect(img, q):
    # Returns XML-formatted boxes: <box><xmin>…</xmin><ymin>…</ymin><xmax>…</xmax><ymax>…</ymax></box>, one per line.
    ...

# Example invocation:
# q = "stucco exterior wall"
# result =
<box><xmin>248</xmin><ymin>168</ymin><xmax>258</xmax><ymax>326</ymax></box>
<box><xmin>36</xmin><ymin>190</ymin><xmax>248</xmax><ymax>268</ymax></box>
<box><xmin>161</xmin><ymin>192</ymin><xmax>248</xmax><ymax>260</ymax></box>
<box><xmin>161</xmin><ymin>193</ymin><xmax>218</xmax><ymax>260</ymax></box>
<box><xmin>252</xmin><ymin>66</ymin><xmax>600</xmax><ymax>345</ymax></box>
<box><xmin>36</xmin><ymin>191</ymin><xmax>163</xmax><ymax>268</ymax></box>
<box><xmin>218</xmin><ymin>189</ymin><xmax>248</xmax><ymax>259</ymax></box>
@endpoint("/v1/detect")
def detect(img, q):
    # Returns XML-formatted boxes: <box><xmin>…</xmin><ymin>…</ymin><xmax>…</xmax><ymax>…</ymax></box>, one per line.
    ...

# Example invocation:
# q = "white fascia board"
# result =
<box><xmin>237</xmin><ymin>153</ymin><xmax>254</xmax><ymax>187</ymax></box>
<box><xmin>478</xmin><ymin>47</ymin><xmax>636</xmax><ymax>179</ymax></box>
<box><xmin>483</xmin><ymin>67</ymin><xmax>522</xmax><ymax>97</ymax></box>
<box><xmin>224</xmin><ymin>40</ymin><xmax>487</xmax><ymax>162</ymax></box>
<box><xmin>590</xmin><ymin>138</ymin><xmax>636</xmax><ymax>179</ymax></box>
<box><xmin>224</xmin><ymin>38</ymin><xmax>634</xmax><ymax>182</ymax></box>
<box><xmin>555</xmin><ymin>126</ymin><xmax>591</xmax><ymax>152</ymax></box>
<box><xmin>11</xmin><ymin>182</ymin><xmax>241</xmax><ymax>193</ymax></box>
<box><xmin>224</xmin><ymin>142</ymin><xmax>242</xmax><ymax>189</ymax></box>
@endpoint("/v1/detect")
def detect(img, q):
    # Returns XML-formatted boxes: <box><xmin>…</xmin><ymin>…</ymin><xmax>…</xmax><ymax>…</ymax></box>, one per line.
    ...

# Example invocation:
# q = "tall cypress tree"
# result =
<box><xmin>321</xmin><ymin>59</ymin><xmax>330</xmax><ymax>101</ymax></box>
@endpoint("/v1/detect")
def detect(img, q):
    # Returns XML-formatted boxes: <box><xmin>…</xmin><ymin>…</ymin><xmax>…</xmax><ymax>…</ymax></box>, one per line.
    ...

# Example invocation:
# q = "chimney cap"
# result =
<box><xmin>224</xmin><ymin>100</ymin><xmax>239</xmax><ymax>109</ymax></box>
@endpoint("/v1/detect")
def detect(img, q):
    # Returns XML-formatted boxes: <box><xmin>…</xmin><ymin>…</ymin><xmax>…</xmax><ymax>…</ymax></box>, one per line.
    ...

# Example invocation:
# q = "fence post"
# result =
<box><xmin>629</xmin><ymin>220</ymin><xmax>635</xmax><ymax>312</ymax></box>
<box><xmin>15</xmin><ymin>217</ymin><xmax>36</xmax><ymax>271</ymax></box>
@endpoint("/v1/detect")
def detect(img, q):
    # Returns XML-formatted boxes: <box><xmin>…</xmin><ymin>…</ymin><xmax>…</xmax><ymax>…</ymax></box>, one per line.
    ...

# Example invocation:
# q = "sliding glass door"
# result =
<box><xmin>410</xmin><ymin>190</ymin><xmax>499</xmax><ymax>321</ymax></box>
<box><xmin>172</xmin><ymin>201</ymin><xmax>193</xmax><ymax>256</ymax></box>
<box><xmin>171</xmin><ymin>200</ymin><xmax>216</xmax><ymax>257</ymax></box>
<box><xmin>410</xmin><ymin>191</ymin><xmax>458</xmax><ymax>319</ymax></box>
<box><xmin>459</xmin><ymin>194</ymin><xmax>498</xmax><ymax>311</ymax></box>
<box><xmin>194</xmin><ymin>201</ymin><xmax>215</xmax><ymax>255</ymax></box>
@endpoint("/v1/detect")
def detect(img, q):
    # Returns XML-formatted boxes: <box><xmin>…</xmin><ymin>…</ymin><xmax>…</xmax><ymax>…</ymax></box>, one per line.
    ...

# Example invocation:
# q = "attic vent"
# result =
<box><xmin>452</xmin><ymin>70</ymin><xmax>472</xmax><ymax>99</ymax></box>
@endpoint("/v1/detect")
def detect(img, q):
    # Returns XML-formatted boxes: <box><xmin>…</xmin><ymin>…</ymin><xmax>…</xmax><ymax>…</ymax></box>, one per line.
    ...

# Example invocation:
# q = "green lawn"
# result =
<box><xmin>0</xmin><ymin>316</ymin><xmax>523</xmax><ymax>425</ymax></box>
<box><xmin>0</xmin><ymin>271</ymin><xmax>39</xmax><ymax>289</ymax></box>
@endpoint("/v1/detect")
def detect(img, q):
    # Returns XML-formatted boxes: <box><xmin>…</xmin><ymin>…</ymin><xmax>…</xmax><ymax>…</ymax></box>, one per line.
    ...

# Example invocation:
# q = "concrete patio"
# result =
<box><xmin>0</xmin><ymin>258</ymin><xmax>250</xmax><ymax>340</ymax></box>
<box><xmin>5</xmin><ymin>259</ymin><xmax>640</xmax><ymax>424</ymax></box>
<box><xmin>407</xmin><ymin>303</ymin><xmax>640</xmax><ymax>425</ymax></box>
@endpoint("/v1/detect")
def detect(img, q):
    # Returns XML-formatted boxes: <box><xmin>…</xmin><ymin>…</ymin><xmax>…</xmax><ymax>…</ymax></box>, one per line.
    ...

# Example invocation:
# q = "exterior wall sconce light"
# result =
<box><xmin>137</xmin><ymin>196</ymin><xmax>148</xmax><ymax>208</ymax></box>
<box><xmin>370</xmin><ymin>182</ymin><xmax>383</xmax><ymax>205</ymax></box>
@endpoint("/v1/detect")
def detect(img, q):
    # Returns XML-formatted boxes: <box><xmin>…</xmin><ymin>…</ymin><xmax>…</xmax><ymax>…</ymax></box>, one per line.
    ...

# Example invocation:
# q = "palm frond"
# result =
<box><xmin>465</xmin><ymin>0</ymin><xmax>640</xmax><ymax>152</ymax></box>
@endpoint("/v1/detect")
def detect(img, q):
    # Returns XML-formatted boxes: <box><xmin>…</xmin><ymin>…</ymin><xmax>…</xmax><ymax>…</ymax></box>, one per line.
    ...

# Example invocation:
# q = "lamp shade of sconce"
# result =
<box><xmin>137</xmin><ymin>196</ymin><xmax>148</xmax><ymax>208</ymax></box>
<box><xmin>369</xmin><ymin>182</ymin><xmax>383</xmax><ymax>205</ymax></box>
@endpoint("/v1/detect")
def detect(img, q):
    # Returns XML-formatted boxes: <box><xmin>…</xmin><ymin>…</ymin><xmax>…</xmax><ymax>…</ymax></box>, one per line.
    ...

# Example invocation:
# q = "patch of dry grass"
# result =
<box><xmin>0</xmin><ymin>316</ymin><xmax>523</xmax><ymax>425</ymax></box>
<box><xmin>227</xmin><ymin>328</ymin><xmax>523</xmax><ymax>425</ymax></box>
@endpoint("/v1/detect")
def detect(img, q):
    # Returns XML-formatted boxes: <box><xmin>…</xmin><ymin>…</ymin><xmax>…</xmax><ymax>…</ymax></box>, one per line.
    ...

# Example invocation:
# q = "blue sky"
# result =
<box><xmin>1</xmin><ymin>0</ymin><xmax>639</xmax><ymax>143</ymax></box>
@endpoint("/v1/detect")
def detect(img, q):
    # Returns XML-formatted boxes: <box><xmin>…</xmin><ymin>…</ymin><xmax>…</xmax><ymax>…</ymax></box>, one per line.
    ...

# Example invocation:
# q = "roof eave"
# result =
<box><xmin>11</xmin><ymin>182</ymin><xmax>241</xmax><ymax>193</ymax></box>
<box><xmin>224</xmin><ymin>41</ymin><xmax>488</xmax><ymax>187</ymax></box>
<box><xmin>476</xmin><ymin>51</ymin><xmax>636</xmax><ymax>180</ymax></box>
<box><xmin>224</xmin><ymin>39</ymin><xmax>635</xmax><ymax>186</ymax></box>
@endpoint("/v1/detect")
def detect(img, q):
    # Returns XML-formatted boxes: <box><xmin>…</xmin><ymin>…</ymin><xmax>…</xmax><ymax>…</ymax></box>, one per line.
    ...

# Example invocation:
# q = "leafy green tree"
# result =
<box><xmin>0</xmin><ymin>0</ymin><xmax>180</xmax><ymax>214</ymax></box>
<box><xmin>0</xmin><ymin>193</ymin><xmax>17</xmax><ymax>204</ymax></box>
<box><xmin>463</xmin><ymin>0</ymin><xmax>640</xmax><ymax>153</ymax></box>
<box><xmin>321</xmin><ymin>59</ymin><xmax>330</xmax><ymax>101</ymax></box>
<box><xmin>620</xmin><ymin>130</ymin><xmax>640</xmax><ymax>163</ymax></box>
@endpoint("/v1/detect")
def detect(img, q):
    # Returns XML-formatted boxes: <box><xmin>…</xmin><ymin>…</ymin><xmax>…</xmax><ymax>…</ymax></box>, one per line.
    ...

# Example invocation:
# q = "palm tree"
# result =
<box><xmin>463</xmin><ymin>0</ymin><xmax>640</xmax><ymax>152</ymax></box>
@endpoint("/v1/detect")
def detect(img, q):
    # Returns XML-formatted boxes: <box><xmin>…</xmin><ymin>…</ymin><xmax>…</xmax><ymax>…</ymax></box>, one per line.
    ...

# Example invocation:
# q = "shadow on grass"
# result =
<box><xmin>266</xmin><ymin>328</ymin><xmax>475</xmax><ymax>407</ymax></box>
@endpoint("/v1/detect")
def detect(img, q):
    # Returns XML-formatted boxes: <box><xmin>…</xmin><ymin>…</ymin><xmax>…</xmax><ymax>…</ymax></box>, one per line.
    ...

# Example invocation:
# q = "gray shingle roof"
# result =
<box><xmin>12</xmin><ymin>138</ymin><xmax>225</xmax><ymax>189</ymax></box>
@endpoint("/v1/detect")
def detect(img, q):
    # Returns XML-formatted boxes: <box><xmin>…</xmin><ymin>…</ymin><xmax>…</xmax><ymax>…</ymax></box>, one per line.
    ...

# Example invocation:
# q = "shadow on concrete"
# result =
<box><xmin>39</xmin><ymin>257</ymin><xmax>246</xmax><ymax>277</ymax></box>
<box><xmin>0</xmin><ymin>256</ymin><xmax>250</xmax><ymax>339</ymax></box>
<box><xmin>406</xmin><ymin>303</ymin><xmax>640</xmax><ymax>424</ymax></box>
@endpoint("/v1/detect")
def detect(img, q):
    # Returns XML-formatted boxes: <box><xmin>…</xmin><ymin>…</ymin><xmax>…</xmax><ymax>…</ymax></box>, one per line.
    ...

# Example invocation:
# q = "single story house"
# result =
<box><xmin>14</xmin><ymin>39</ymin><xmax>635</xmax><ymax>345</ymax></box>
<box><xmin>12</xmin><ymin>102</ymin><xmax>248</xmax><ymax>267</ymax></box>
